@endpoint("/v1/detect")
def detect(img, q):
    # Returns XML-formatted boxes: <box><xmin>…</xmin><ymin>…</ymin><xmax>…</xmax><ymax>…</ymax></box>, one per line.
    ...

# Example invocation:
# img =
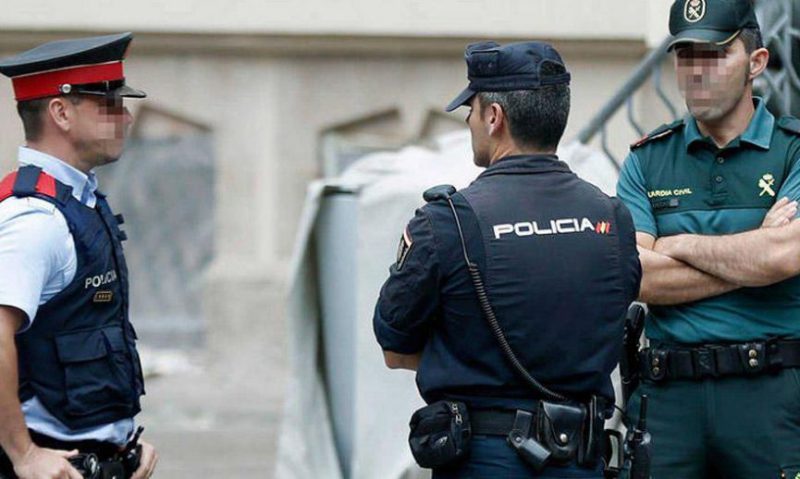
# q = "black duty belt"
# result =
<box><xmin>470</xmin><ymin>400</ymin><xmax>609</xmax><ymax>436</ymax></box>
<box><xmin>471</xmin><ymin>408</ymin><xmax>528</xmax><ymax>436</ymax></box>
<box><xmin>469</xmin><ymin>403</ymin><xmax>605</xmax><ymax>471</ymax></box>
<box><xmin>640</xmin><ymin>339</ymin><xmax>800</xmax><ymax>382</ymax></box>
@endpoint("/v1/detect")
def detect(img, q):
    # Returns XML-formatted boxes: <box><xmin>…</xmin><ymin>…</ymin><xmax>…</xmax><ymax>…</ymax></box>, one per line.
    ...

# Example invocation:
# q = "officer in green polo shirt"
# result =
<box><xmin>617</xmin><ymin>0</ymin><xmax>800</xmax><ymax>477</ymax></box>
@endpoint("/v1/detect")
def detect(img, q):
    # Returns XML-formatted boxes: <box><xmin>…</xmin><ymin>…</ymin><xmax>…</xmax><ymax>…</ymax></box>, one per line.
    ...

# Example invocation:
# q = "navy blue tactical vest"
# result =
<box><xmin>0</xmin><ymin>165</ymin><xmax>144</xmax><ymax>430</ymax></box>
<box><xmin>414</xmin><ymin>156</ymin><xmax>641</xmax><ymax>410</ymax></box>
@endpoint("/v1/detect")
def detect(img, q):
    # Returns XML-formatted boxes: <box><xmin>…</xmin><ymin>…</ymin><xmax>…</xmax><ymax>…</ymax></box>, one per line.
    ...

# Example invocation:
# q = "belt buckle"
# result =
<box><xmin>693</xmin><ymin>348</ymin><xmax>717</xmax><ymax>379</ymax></box>
<box><xmin>737</xmin><ymin>342</ymin><xmax>766</xmax><ymax>374</ymax></box>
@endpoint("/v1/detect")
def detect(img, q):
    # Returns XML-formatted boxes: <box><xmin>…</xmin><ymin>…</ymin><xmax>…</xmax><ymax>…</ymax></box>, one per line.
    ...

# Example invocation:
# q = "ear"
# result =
<box><xmin>748</xmin><ymin>47</ymin><xmax>769</xmax><ymax>80</ymax></box>
<box><xmin>46</xmin><ymin>97</ymin><xmax>74</xmax><ymax>133</ymax></box>
<box><xmin>487</xmin><ymin>102</ymin><xmax>505</xmax><ymax>137</ymax></box>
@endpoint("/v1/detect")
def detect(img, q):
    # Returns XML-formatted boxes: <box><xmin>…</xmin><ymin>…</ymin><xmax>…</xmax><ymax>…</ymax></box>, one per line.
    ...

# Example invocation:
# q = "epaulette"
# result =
<box><xmin>777</xmin><ymin>116</ymin><xmax>800</xmax><ymax>135</ymax></box>
<box><xmin>630</xmin><ymin>119</ymin><xmax>685</xmax><ymax>150</ymax></box>
<box><xmin>423</xmin><ymin>184</ymin><xmax>457</xmax><ymax>203</ymax></box>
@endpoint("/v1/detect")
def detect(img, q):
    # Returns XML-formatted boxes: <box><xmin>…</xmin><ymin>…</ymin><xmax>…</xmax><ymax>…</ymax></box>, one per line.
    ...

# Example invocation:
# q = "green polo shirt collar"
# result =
<box><xmin>684</xmin><ymin>97</ymin><xmax>774</xmax><ymax>151</ymax></box>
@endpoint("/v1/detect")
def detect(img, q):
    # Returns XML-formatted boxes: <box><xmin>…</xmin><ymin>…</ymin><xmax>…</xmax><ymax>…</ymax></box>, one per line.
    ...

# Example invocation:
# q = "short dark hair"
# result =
<box><xmin>739</xmin><ymin>27</ymin><xmax>764</xmax><ymax>54</ymax></box>
<box><xmin>16</xmin><ymin>95</ymin><xmax>82</xmax><ymax>141</ymax></box>
<box><xmin>16</xmin><ymin>98</ymin><xmax>48</xmax><ymax>141</ymax></box>
<box><xmin>477</xmin><ymin>62</ymin><xmax>570</xmax><ymax>151</ymax></box>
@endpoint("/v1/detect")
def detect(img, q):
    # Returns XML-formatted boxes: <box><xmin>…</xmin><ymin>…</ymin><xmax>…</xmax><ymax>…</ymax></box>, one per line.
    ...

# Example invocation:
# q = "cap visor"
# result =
<box><xmin>445</xmin><ymin>87</ymin><xmax>476</xmax><ymax>112</ymax></box>
<box><xmin>115</xmin><ymin>84</ymin><xmax>147</xmax><ymax>98</ymax></box>
<box><xmin>667</xmin><ymin>29</ymin><xmax>740</xmax><ymax>51</ymax></box>
<box><xmin>75</xmin><ymin>84</ymin><xmax>147</xmax><ymax>99</ymax></box>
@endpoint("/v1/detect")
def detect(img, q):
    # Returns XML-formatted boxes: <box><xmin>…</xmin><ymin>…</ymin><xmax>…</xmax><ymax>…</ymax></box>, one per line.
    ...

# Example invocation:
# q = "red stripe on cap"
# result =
<box><xmin>12</xmin><ymin>61</ymin><xmax>124</xmax><ymax>101</ymax></box>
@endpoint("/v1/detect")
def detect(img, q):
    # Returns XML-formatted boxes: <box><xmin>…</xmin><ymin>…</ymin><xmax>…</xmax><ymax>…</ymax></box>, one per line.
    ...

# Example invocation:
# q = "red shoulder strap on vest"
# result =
<box><xmin>0</xmin><ymin>169</ymin><xmax>58</xmax><ymax>203</ymax></box>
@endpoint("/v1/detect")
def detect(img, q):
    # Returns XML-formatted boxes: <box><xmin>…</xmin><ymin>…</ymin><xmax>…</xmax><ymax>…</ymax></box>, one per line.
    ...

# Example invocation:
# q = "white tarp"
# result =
<box><xmin>275</xmin><ymin>131</ymin><xmax>620</xmax><ymax>479</ymax></box>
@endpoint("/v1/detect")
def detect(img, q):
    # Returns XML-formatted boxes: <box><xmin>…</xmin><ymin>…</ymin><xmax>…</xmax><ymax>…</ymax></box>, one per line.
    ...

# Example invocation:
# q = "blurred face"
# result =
<box><xmin>70</xmin><ymin>95</ymin><xmax>133</xmax><ymax>167</ymax></box>
<box><xmin>674</xmin><ymin>38</ymin><xmax>751</xmax><ymax>123</ymax></box>
<box><xmin>465</xmin><ymin>95</ymin><xmax>491</xmax><ymax>167</ymax></box>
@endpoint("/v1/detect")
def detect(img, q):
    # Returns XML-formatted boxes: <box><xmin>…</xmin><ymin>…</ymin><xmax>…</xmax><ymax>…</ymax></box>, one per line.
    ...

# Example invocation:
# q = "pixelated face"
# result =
<box><xmin>675</xmin><ymin>38</ymin><xmax>751</xmax><ymax>123</ymax></box>
<box><xmin>466</xmin><ymin>95</ymin><xmax>491</xmax><ymax>167</ymax></box>
<box><xmin>72</xmin><ymin>94</ymin><xmax>132</xmax><ymax>166</ymax></box>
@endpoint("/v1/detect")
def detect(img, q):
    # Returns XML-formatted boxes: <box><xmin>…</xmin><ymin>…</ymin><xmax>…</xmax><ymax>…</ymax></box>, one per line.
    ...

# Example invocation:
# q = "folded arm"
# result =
<box><xmin>655</xmin><ymin>199</ymin><xmax>800</xmax><ymax>287</ymax></box>
<box><xmin>636</xmin><ymin>233</ymin><xmax>740</xmax><ymax>305</ymax></box>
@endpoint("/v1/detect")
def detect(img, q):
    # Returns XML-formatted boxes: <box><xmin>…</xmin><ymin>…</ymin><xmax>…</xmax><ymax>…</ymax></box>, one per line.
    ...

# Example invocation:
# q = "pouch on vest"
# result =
<box><xmin>408</xmin><ymin>400</ymin><xmax>471</xmax><ymax>469</ymax></box>
<box><xmin>56</xmin><ymin>326</ymin><xmax>135</xmax><ymax>418</ymax></box>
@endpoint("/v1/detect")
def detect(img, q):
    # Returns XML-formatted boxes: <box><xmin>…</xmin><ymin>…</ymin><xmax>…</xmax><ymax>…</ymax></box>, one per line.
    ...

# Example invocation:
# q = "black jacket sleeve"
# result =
<box><xmin>373</xmin><ymin>208</ymin><xmax>441</xmax><ymax>354</ymax></box>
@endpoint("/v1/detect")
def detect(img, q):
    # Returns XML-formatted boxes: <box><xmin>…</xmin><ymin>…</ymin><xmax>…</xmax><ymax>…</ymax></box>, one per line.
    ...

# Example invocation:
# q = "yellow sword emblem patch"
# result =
<box><xmin>759</xmin><ymin>173</ymin><xmax>776</xmax><ymax>197</ymax></box>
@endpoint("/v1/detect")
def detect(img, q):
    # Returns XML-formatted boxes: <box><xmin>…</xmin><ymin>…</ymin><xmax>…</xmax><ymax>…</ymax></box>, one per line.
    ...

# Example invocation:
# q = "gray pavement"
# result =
<box><xmin>136</xmin><ymin>349</ymin><xmax>285</xmax><ymax>478</ymax></box>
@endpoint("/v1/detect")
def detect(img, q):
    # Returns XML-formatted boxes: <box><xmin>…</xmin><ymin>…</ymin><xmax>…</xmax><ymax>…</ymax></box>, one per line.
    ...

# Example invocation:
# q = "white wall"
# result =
<box><xmin>1</xmin><ymin>0</ymin><xmax>671</xmax><ymax>41</ymax></box>
<box><xmin>0</xmin><ymin>8</ymin><xmax>690</xmax><ymax>442</ymax></box>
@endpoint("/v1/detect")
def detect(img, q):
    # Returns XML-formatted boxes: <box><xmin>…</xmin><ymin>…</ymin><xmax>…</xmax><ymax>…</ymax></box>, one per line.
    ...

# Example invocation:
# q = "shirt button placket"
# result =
<box><xmin>711</xmin><ymin>153</ymin><xmax>727</xmax><ymax>199</ymax></box>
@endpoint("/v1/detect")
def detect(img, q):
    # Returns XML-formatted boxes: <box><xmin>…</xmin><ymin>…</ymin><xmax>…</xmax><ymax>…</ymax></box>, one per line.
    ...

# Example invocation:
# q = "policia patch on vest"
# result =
<box><xmin>396</xmin><ymin>227</ymin><xmax>414</xmax><ymax>270</ymax></box>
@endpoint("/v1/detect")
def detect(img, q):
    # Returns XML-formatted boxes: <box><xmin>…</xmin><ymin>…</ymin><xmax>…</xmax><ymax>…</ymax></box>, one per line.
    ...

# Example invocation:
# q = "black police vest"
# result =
<box><xmin>0</xmin><ymin>165</ymin><xmax>144</xmax><ymax>430</ymax></box>
<box><xmin>415</xmin><ymin>156</ymin><xmax>641</xmax><ymax>410</ymax></box>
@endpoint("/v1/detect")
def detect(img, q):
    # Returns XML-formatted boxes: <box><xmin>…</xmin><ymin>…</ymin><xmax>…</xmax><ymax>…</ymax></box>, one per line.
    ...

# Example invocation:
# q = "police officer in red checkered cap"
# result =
<box><xmin>0</xmin><ymin>33</ymin><xmax>157</xmax><ymax>479</ymax></box>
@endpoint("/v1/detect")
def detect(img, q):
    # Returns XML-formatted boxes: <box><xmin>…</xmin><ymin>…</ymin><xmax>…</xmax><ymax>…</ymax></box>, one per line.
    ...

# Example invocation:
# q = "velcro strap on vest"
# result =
<box><xmin>640</xmin><ymin>339</ymin><xmax>800</xmax><ymax>381</ymax></box>
<box><xmin>0</xmin><ymin>165</ymin><xmax>58</xmax><ymax>203</ymax></box>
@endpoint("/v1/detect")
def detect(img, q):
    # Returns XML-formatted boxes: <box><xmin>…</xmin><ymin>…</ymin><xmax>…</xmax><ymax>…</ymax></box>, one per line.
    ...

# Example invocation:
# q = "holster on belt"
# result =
<box><xmin>620</xmin><ymin>304</ymin><xmax>646</xmax><ymax>404</ymax></box>
<box><xmin>536</xmin><ymin>398</ymin><xmax>603</xmax><ymax>467</ymax></box>
<box><xmin>507</xmin><ymin>396</ymin><xmax>605</xmax><ymax>471</ymax></box>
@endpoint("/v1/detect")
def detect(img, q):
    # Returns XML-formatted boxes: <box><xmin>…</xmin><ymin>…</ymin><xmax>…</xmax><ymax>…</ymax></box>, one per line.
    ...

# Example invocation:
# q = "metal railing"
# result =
<box><xmin>758</xmin><ymin>0</ymin><xmax>800</xmax><ymax>115</ymax></box>
<box><xmin>576</xmin><ymin>0</ymin><xmax>800</xmax><ymax>170</ymax></box>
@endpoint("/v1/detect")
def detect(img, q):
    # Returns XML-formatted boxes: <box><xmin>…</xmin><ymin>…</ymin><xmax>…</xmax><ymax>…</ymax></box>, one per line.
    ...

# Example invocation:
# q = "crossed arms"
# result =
<box><xmin>638</xmin><ymin>198</ymin><xmax>800</xmax><ymax>305</ymax></box>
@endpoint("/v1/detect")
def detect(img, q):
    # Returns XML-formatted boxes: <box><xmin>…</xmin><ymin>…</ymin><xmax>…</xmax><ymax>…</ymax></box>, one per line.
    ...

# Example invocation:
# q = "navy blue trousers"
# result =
<box><xmin>432</xmin><ymin>435</ymin><xmax>604</xmax><ymax>479</ymax></box>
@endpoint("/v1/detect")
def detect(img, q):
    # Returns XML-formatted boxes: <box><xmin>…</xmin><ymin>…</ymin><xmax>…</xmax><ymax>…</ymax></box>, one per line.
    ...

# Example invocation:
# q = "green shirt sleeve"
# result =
<box><xmin>616</xmin><ymin>151</ymin><xmax>657</xmax><ymax>237</ymax></box>
<box><xmin>776</xmin><ymin>156</ymin><xmax>800</xmax><ymax>206</ymax></box>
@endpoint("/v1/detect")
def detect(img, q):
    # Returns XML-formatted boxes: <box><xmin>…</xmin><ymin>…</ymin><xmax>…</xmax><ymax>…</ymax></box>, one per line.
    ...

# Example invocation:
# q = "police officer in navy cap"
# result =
<box><xmin>617</xmin><ymin>0</ymin><xmax>800</xmax><ymax>477</ymax></box>
<box><xmin>0</xmin><ymin>33</ymin><xmax>157</xmax><ymax>479</ymax></box>
<box><xmin>373</xmin><ymin>41</ymin><xmax>641</xmax><ymax>478</ymax></box>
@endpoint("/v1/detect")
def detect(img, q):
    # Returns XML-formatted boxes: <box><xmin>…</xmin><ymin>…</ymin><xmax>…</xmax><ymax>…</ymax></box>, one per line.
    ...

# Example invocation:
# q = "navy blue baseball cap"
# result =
<box><xmin>445</xmin><ymin>41</ymin><xmax>571</xmax><ymax>112</ymax></box>
<box><xmin>0</xmin><ymin>32</ymin><xmax>146</xmax><ymax>101</ymax></box>
<box><xmin>668</xmin><ymin>0</ymin><xmax>760</xmax><ymax>51</ymax></box>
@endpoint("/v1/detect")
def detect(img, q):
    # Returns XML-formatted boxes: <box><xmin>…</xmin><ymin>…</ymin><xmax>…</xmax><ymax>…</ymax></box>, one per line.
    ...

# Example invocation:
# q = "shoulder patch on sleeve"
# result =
<box><xmin>396</xmin><ymin>226</ymin><xmax>414</xmax><ymax>270</ymax></box>
<box><xmin>630</xmin><ymin>119</ymin><xmax>685</xmax><ymax>150</ymax></box>
<box><xmin>777</xmin><ymin>116</ymin><xmax>800</xmax><ymax>135</ymax></box>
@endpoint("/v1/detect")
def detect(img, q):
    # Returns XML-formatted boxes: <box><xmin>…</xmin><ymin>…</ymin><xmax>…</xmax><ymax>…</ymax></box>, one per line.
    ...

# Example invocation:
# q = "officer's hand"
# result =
<box><xmin>130</xmin><ymin>441</ymin><xmax>158</xmax><ymax>479</ymax></box>
<box><xmin>13</xmin><ymin>445</ymin><xmax>82</xmax><ymax>479</ymax></box>
<box><xmin>761</xmin><ymin>197</ymin><xmax>798</xmax><ymax>228</ymax></box>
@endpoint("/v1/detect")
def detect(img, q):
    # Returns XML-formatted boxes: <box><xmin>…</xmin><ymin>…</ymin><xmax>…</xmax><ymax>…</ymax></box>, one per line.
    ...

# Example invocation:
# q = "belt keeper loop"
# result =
<box><xmin>647</xmin><ymin>349</ymin><xmax>668</xmax><ymax>381</ymax></box>
<box><xmin>767</xmin><ymin>340</ymin><xmax>783</xmax><ymax>369</ymax></box>
<box><xmin>692</xmin><ymin>348</ymin><xmax>717</xmax><ymax>379</ymax></box>
<box><xmin>737</xmin><ymin>342</ymin><xmax>766</xmax><ymax>374</ymax></box>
